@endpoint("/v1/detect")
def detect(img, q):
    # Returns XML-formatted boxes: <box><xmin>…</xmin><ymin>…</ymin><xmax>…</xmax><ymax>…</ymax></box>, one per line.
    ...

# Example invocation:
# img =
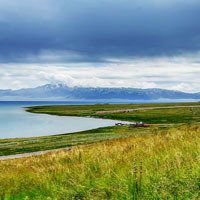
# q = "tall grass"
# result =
<box><xmin>0</xmin><ymin>124</ymin><xmax>199</xmax><ymax>199</ymax></box>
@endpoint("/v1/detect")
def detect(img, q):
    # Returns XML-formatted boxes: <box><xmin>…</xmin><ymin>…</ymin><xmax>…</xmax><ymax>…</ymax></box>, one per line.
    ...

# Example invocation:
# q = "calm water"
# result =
<box><xmin>0</xmin><ymin>101</ymin><xmax>120</xmax><ymax>139</ymax></box>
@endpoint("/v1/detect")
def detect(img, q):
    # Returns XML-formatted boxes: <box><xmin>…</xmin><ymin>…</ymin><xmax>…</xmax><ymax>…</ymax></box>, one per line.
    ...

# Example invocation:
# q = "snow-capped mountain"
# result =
<box><xmin>0</xmin><ymin>84</ymin><xmax>199</xmax><ymax>101</ymax></box>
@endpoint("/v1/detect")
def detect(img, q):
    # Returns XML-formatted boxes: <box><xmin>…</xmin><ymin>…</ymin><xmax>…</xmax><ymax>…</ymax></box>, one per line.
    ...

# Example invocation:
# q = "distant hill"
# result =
<box><xmin>0</xmin><ymin>84</ymin><xmax>199</xmax><ymax>101</ymax></box>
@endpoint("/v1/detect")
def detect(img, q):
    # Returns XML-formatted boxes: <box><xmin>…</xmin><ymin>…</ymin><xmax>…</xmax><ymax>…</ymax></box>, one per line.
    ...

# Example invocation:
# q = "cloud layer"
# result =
<box><xmin>1</xmin><ymin>54</ymin><xmax>200</xmax><ymax>92</ymax></box>
<box><xmin>0</xmin><ymin>0</ymin><xmax>200</xmax><ymax>62</ymax></box>
<box><xmin>0</xmin><ymin>0</ymin><xmax>199</xmax><ymax>92</ymax></box>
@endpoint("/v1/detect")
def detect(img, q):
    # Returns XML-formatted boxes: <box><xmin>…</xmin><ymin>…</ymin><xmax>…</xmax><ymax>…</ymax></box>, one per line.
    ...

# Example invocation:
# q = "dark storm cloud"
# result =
<box><xmin>0</xmin><ymin>0</ymin><xmax>200</xmax><ymax>63</ymax></box>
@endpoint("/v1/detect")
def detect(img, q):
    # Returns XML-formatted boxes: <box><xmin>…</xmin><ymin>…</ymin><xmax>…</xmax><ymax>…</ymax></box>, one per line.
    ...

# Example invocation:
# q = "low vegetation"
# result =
<box><xmin>27</xmin><ymin>102</ymin><xmax>200</xmax><ymax>124</ymax></box>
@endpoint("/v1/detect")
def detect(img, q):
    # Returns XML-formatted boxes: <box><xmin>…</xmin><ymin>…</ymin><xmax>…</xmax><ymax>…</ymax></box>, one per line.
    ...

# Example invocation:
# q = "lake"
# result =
<box><xmin>0</xmin><ymin>101</ymin><xmax>120</xmax><ymax>139</ymax></box>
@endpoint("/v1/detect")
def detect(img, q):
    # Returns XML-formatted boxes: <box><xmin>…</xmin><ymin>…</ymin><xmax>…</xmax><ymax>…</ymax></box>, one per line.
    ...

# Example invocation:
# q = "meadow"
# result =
<box><xmin>0</xmin><ymin>102</ymin><xmax>200</xmax><ymax>199</ymax></box>
<box><xmin>0</xmin><ymin>124</ymin><xmax>199</xmax><ymax>199</ymax></box>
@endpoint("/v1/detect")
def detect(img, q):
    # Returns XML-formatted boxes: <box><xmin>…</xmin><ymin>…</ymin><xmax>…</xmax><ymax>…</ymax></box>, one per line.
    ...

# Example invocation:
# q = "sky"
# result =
<box><xmin>0</xmin><ymin>0</ymin><xmax>200</xmax><ymax>92</ymax></box>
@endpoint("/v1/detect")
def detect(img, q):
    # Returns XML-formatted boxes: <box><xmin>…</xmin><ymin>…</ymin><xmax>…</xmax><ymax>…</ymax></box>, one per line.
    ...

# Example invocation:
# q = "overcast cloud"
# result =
<box><xmin>1</xmin><ymin>53</ymin><xmax>200</xmax><ymax>92</ymax></box>
<box><xmin>0</xmin><ymin>0</ymin><xmax>199</xmax><ymax>92</ymax></box>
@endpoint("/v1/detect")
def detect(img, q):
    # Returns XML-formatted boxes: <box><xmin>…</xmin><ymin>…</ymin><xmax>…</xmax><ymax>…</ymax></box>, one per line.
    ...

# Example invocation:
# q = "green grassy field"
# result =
<box><xmin>0</xmin><ymin>102</ymin><xmax>200</xmax><ymax>199</ymax></box>
<box><xmin>0</xmin><ymin>124</ymin><xmax>199</xmax><ymax>199</ymax></box>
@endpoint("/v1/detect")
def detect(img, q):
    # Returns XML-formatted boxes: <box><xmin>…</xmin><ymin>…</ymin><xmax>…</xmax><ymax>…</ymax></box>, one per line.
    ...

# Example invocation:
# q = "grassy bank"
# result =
<box><xmin>27</xmin><ymin>102</ymin><xmax>200</xmax><ymax>124</ymax></box>
<box><xmin>0</xmin><ymin>124</ymin><xmax>199</xmax><ymax>199</ymax></box>
<box><xmin>0</xmin><ymin>126</ymin><xmax>162</xmax><ymax>156</ymax></box>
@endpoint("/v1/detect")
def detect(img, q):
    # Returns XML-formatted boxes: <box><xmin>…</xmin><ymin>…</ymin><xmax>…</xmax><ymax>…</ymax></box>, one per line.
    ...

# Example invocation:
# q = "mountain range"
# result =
<box><xmin>0</xmin><ymin>84</ymin><xmax>199</xmax><ymax>101</ymax></box>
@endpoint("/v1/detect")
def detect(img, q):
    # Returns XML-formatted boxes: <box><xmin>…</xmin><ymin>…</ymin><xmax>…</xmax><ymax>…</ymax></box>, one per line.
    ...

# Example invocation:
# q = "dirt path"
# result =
<box><xmin>96</xmin><ymin>105</ymin><xmax>200</xmax><ymax>114</ymax></box>
<box><xmin>0</xmin><ymin>147</ymin><xmax>71</xmax><ymax>161</ymax></box>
